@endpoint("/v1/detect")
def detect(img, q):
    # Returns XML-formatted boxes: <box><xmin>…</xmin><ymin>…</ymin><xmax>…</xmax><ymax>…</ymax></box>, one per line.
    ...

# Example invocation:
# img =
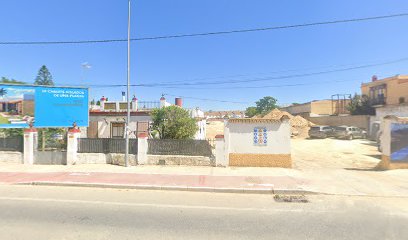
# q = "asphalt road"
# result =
<box><xmin>0</xmin><ymin>185</ymin><xmax>407</xmax><ymax>240</ymax></box>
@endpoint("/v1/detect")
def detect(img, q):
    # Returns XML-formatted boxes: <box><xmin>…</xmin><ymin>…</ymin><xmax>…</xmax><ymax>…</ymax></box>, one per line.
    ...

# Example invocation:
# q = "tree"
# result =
<box><xmin>347</xmin><ymin>94</ymin><xmax>375</xmax><ymax>115</ymax></box>
<box><xmin>38</xmin><ymin>128</ymin><xmax>67</xmax><ymax>151</ymax></box>
<box><xmin>151</xmin><ymin>106</ymin><xmax>198</xmax><ymax>139</ymax></box>
<box><xmin>0</xmin><ymin>77</ymin><xmax>26</xmax><ymax>84</ymax></box>
<box><xmin>0</xmin><ymin>128</ymin><xmax>23</xmax><ymax>137</ymax></box>
<box><xmin>34</xmin><ymin>65</ymin><xmax>54</xmax><ymax>86</ymax></box>
<box><xmin>255</xmin><ymin>96</ymin><xmax>278</xmax><ymax>115</ymax></box>
<box><xmin>245</xmin><ymin>107</ymin><xmax>258</xmax><ymax>118</ymax></box>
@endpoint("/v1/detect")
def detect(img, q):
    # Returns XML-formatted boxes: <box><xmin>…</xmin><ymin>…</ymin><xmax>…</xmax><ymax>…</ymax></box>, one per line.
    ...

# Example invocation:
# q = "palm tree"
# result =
<box><xmin>0</xmin><ymin>88</ymin><xmax>7</xmax><ymax>98</ymax></box>
<box><xmin>0</xmin><ymin>88</ymin><xmax>7</xmax><ymax>113</ymax></box>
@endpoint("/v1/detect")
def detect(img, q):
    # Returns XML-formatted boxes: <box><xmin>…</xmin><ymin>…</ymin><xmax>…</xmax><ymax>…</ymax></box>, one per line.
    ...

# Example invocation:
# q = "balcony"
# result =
<box><xmin>370</xmin><ymin>96</ymin><xmax>386</xmax><ymax>107</ymax></box>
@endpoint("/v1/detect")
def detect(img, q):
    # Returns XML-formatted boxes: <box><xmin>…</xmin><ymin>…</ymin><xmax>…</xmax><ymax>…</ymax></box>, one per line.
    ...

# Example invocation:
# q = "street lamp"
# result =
<box><xmin>125</xmin><ymin>0</ymin><xmax>131</xmax><ymax>167</ymax></box>
<box><xmin>81</xmin><ymin>62</ymin><xmax>91</xmax><ymax>86</ymax></box>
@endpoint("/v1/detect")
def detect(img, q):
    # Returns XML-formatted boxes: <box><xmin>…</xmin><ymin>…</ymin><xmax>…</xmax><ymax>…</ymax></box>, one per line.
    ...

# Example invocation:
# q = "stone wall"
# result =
<box><xmin>147</xmin><ymin>155</ymin><xmax>213</xmax><ymax>166</ymax></box>
<box><xmin>77</xmin><ymin>153</ymin><xmax>108</xmax><ymax>164</ymax></box>
<box><xmin>77</xmin><ymin>153</ymin><xmax>137</xmax><ymax>166</ymax></box>
<box><xmin>305</xmin><ymin>115</ymin><xmax>370</xmax><ymax>130</ymax></box>
<box><xmin>108</xmin><ymin>153</ymin><xmax>137</xmax><ymax>166</ymax></box>
<box><xmin>0</xmin><ymin>151</ymin><xmax>23</xmax><ymax>164</ymax></box>
<box><xmin>35</xmin><ymin>151</ymin><xmax>66</xmax><ymax>165</ymax></box>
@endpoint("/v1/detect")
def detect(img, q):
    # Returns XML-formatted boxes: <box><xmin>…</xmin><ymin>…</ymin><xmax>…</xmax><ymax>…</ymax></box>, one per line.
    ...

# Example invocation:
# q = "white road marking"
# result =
<box><xmin>68</xmin><ymin>172</ymin><xmax>90</xmax><ymax>176</ymax></box>
<box><xmin>0</xmin><ymin>196</ymin><xmax>321</xmax><ymax>213</ymax></box>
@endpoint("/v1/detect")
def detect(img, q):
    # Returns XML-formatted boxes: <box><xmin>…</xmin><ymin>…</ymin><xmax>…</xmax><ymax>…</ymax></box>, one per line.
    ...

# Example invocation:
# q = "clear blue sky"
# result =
<box><xmin>1</xmin><ymin>0</ymin><xmax>408</xmax><ymax>111</ymax></box>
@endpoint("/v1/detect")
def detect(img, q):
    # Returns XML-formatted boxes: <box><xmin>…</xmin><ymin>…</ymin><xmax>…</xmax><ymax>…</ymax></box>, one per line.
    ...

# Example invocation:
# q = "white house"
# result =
<box><xmin>85</xmin><ymin>95</ymin><xmax>206</xmax><ymax>140</ymax></box>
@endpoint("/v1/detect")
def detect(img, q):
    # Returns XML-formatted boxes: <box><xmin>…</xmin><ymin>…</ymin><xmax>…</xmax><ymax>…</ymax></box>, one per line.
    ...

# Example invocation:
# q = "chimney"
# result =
<box><xmin>175</xmin><ymin>98</ymin><xmax>183</xmax><ymax>108</ymax></box>
<box><xmin>100</xmin><ymin>96</ymin><xmax>106</xmax><ymax>110</ymax></box>
<box><xmin>132</xmin><ymin>95</ymin><xmax>138</xmax><ymax>111</ymax></box>
<box><xmin>121</xmin><ymin>91</ymin><xmax>126</xmax><ymax>102</ymax></box>
<box><xmin>372</xmin><ymin>75</ymin><xmax>378</xmax><ymax>82</ymax></box>
<box><xmin>160</xmin><ymin>95</ymin><xmax>166</xmax><ymax>108</ymax></box>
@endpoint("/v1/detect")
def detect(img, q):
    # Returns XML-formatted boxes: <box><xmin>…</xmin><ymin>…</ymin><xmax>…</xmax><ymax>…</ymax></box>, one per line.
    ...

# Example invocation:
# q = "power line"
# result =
<box><xmin>143</xmin><ymin>79</ymin><xmax>356</xmax><ymax>90</ymax></box>
<box><xmin>1</xmin><ymin>13</ymin><xmax>408</xmax><ymax>45</ymax></box>
<box><xmin>164</xmin><ymin>94</ymin><xmax>250</xmax><ymax>104</ymax></box>
<box><xmin>79</xmin><ymin>56</ymin><xmax>408</xmax><ymax>88</ymax></box>
<box><xmin>150</xmin><ymin>58</ymin><xmax>408</xmax><ymax>86</ymax></box>
<box><xmin>126</xmin><ymin>57</ymin><xmax>406</xmax><ymax>85</ymax></box>
<box><xmin>84</xmin><ymin>77</ymin><xmax>355</xmax><ymax>90</ymax></box>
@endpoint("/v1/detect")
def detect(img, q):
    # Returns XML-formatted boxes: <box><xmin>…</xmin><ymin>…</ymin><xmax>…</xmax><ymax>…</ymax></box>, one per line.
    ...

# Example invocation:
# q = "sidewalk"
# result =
<box><xmin>1</xmin><ymin>164</ymin><xmax>408</xmax><ymax>196</ymax></box>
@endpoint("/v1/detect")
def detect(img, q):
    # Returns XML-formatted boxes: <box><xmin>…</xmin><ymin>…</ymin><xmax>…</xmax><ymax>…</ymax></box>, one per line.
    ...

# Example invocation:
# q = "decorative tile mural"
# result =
<box><xmin>254</xmin><ymin>127</ymin><xmax>268</xmax><ymax>146</ymax></box>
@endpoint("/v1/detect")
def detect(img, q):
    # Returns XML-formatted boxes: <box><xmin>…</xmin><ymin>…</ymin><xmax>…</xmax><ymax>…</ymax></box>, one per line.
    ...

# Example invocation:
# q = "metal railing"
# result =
<box><xmin>370</xmin><ymin>97</ymin><xmax>386</xmax><ymax>106</ymax></box>
<box><xmin>0</xmin><ymin>137</ymin><xmax>23</xmax><ymax>152</ymax></box>
<box><xmin>138</xmin><ymin>101</ymin><xmax>160</xmax><ymax>110</ymax></box>
<box><xmin>147</xmin><ymin>139</ymin><xmax>213</xmax><ymax>157</ymax></box>
<box><xmin>78</xmin><ymin>138</ymin><xmax>138</xmax><ymax>154</ymax></box>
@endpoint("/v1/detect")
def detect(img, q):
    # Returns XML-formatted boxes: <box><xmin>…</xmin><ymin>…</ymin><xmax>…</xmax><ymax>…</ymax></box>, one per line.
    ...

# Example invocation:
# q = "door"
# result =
<box><xmin>87</xmin><ymin>121</ymin><xmax>98</xmax><ymax>138</ymax></box>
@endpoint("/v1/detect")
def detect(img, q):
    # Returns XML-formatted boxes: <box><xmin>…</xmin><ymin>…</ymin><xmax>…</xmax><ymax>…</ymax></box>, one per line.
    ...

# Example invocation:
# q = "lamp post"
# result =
<box><xmin>125</xmin><ymin>0</ymin><xmax>131</xmax><ymax>167</ymax></box>
<box><xmin>80</xmin><ymin>62</ymin><xmax>92</xmax><ymax>118</ymax></box>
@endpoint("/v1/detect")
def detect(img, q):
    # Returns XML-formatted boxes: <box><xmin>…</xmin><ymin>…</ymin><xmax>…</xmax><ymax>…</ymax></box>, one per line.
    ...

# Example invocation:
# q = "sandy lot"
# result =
<box><xmin>292</xmin><ymin>138</ymin><xmax>381</xmax><ymax>170</ymax></box>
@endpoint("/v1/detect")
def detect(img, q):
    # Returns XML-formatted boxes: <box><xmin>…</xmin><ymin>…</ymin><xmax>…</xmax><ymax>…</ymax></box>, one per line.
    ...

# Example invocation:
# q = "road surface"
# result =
<box><xmin>0</xmin><ymin>185</ymin><xmax>407</xmax><ymax>240</ymax></box>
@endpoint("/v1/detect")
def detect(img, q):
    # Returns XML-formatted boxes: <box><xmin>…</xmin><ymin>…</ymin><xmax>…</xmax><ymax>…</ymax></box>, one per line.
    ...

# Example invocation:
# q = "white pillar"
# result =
<box><xmin>160</xmin><ymin>96</ymin><xmax>166</xmax><ymax>108</ymax></box>
<box><xmin>381</xmin><ymin>117</ymin><xmax>393</xmax><ymax>157</ymax></box>
<box><xmin>100</xmin><ymin>97</ymin><xmax>106</xmax><ymax>110</ymax></box>
<box><xmin>23</xmin><ymin>128</ymin><xmax>37</xmax><ymax>165</ymax></box>
<box><xmin>137</xmin><ymin>133</ymin><xmax>148</xmax><ymax>165</ymax></box>
<box><xmin>67</xmin><ymin>128</ymin><xmax>81</xmax><ymax>165</ymax></box>
<box><xmin>115</xmin><ymin>102</ymin><xmax>120</xmax><ymax>111</ymax></box>
<box><xmin>132</xmin><ymin>96</ymin><xmax>138</xmax><ymax>111</ymax></box>
<box><xmin>215</xmin><ymin>135</ymin><xmax>227</xmax><ymax>167</ymax></box>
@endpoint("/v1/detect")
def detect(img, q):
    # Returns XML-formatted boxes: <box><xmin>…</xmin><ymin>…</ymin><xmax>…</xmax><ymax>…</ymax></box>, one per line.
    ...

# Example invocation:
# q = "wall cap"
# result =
<box><xmin>68</xmin><ymin>128</ymin><xmax>81</xmax><ymax>133</ymax></box>
<box><xmin>138</xmin><ymin>132</ymin><xmax>148</xmax><ymax>138</ymax></box>
<box><xmin>24</xmin><ymin>128</ymin><xmax>37</xmax><ymax>133</ymax></box>
<box><xmin>228</xmin><ymin>115</ymin><xmax>288</xmax><ymax>124</ymax></box>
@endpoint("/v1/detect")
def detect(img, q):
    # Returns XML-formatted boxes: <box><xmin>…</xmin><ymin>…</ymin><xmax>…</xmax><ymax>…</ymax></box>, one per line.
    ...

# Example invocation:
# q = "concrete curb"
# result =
<box><xmin>16</xmin><ymin>181</ymin><xmax>316</xmax><ymax>195</ymax></box>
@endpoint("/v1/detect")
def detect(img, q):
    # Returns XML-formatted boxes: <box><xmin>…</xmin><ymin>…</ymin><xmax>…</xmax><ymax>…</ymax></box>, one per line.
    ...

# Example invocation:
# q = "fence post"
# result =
<box><xmin>137</xmin><ymin>133</ymin><xmax>148</xmax><ymax>165</ymax></box>
<box><xmin>67</xmin><ymin>127</ymin><xmax>81</xmax><ymax>165</ymax></box>
<box><xmin>215</xmin><ymin>135</ymin><xmax>227</xmax><ymax>167</ymax></box>
<box><xmin>23</xmin><ymin>127</ymin><xmax>37</xmax><ymax>165</ymax></box>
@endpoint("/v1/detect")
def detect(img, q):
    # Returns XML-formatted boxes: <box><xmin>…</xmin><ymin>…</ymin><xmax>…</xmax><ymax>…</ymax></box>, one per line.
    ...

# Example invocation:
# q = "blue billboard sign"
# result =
<box><xmin>391</xmin><ymin>123</ymin><xmax>408</xmax><ymax>162</ymax></box>
<box><xmin>0</xmin><ymin>84</ymin><xmax>88</xmax><ymax>128</ymax></box>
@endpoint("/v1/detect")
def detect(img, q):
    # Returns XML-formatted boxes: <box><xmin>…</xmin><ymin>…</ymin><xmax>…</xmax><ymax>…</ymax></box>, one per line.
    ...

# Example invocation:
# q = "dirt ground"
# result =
<box><xmin>292</xmin><ymin>138</ymin><xmax>382</xmax><ymax>170</ymax></box>
<box><xmin>206</xmin><ymin>120</ymin><xmax>224</xmax><ymax>139</ymax></box>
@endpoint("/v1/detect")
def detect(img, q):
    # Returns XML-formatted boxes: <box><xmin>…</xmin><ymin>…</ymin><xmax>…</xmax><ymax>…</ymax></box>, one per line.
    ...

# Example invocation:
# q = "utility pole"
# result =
<box><xmin>125</xmin><ymin>0</ymin><xmax>131</xmax><ymax>167</ymax></box>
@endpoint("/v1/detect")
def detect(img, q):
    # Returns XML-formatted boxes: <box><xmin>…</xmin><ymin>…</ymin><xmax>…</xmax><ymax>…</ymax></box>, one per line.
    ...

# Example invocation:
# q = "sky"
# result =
<box><xmin>1</xmin><ymin>0</ymin><xmax>408</xmax><ymax>111</ymax></box>
<box><xmin>0</xmin><ymin>87</ymin><xmax>34</xmax><ymax>100</ymax></box>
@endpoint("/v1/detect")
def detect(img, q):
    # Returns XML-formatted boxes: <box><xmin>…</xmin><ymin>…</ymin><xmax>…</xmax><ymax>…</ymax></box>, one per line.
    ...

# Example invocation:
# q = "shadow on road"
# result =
<box><xmin>344</xmin><ymin>167</ymin><xmax>384</xmax><ymax>172</ymax></box>
<box><xmin>365</xmin><ymin>154</ymin><xmax>382</xmax><ymax>160</ymax></box>
<box><xmin>360</xmin><ymin>141</ymin><xmax>378</xmax><ymax>147</ymax></box>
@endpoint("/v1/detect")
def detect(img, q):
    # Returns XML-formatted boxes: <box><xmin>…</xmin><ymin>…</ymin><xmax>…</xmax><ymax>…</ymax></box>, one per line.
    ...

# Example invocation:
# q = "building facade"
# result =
<box><xmin>205</xmin><ymin>110</ymin><xmax>245</xmax><ymax>119</ymax></box>
<box><xmin>86</xmin><ymin>96</ymin><xmax>206</xmax><ymax>140</ymax></box>
<box><xmin>280</xmin><ymin>99</ymin><xmax>350</xmax><ymax>117</ymax></box>
<box><xmin>361</xmin><ymin>75</ymin><xmax>408</xmax><ymax>107</ymax></box>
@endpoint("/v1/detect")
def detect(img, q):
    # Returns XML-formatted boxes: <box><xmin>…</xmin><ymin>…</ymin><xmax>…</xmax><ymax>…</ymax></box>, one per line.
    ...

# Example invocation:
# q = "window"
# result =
<box><xmin>111</xmin><ymin>123</ymin><xmax>125</xmax><ymax>138</ymax></box>
<box><xmin>369</xmin><ymin>84</ymin><xmax>387</xmax><ymax>101</ymax></box>
<box><xmin>399</xmin><ymin>97</ymin><xmax>405</xmax><ymax>104</ymax></box>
